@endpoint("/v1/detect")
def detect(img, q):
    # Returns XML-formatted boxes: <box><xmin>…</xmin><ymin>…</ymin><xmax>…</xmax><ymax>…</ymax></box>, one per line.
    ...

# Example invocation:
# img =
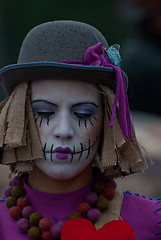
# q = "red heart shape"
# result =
<box><xmin>61</xmin><ymin>218</ymin><xmax>135</xmax><ymax>240</ymax></box>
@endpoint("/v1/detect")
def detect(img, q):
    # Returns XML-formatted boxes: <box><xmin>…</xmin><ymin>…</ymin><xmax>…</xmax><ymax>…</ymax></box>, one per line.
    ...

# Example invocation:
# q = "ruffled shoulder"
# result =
<box><xmin>121</xmin><ymin>191</ymin><xmax>161</xmax><ymax>239</ymax></box>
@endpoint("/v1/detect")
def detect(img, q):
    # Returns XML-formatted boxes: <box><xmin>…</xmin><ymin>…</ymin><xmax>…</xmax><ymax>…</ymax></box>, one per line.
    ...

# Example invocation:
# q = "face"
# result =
<box><xmin>31</xmin><ymin>79</ymin><xmax>103</xmax><ymax>180</ymax></box>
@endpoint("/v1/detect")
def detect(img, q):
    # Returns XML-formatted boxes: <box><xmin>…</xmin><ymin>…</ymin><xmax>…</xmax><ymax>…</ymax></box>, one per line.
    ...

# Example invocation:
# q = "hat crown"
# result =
<box><xmin>18</xmin><ymin>21</ymin><xmax>108</xmax><ymax>63</ymax></box>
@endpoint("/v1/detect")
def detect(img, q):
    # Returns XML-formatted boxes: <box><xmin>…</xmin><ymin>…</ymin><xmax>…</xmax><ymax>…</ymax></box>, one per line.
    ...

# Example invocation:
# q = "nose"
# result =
<box><xmin>53</xmin><ymin>111</ymin><xmax>74</xmax><ymax>139</ymax></box>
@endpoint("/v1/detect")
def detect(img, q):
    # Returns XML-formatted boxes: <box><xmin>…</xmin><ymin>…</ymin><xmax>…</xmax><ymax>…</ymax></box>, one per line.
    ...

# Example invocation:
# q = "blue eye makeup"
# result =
<box><xmin>72</xmin><ymin>103</ymin><xmax>98</xmax><ymax>128</ymax></box>
<box><xmin>74</xmin><ymin>110</ymin><xmax>95</xmax><ymax>119</ymax></box>
<box><xmin>32</xmin><ymin>100</ymin><xmax>57</xmax><ymax>126</ymax></box>
<box><xmin>31</xmin><ymin>100</ymin><xmax>99</xmax><ymax>128</ymax></box>
<box><xmin>32</xmin><ymin>100</ymin><xmax>57</xmax><ymax>116</ymax></box>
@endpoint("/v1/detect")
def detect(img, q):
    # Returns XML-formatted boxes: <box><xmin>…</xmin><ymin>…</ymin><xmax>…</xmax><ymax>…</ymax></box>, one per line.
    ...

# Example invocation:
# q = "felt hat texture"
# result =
<box><xmin>0</xmin><ymin>20</ymin><xmax>126</xmax><ymax>95</ymax></box>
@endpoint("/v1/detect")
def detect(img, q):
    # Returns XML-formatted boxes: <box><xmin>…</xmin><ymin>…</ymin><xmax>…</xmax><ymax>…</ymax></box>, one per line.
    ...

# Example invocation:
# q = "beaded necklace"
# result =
<box><xmin>4</xmin><ymin>173</ymin><xmax>116</xmax><ymax>240</ymax></box>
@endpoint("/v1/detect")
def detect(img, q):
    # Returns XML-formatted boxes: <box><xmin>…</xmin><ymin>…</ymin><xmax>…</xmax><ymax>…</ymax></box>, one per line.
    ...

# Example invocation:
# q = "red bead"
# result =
<box><xmin>39</xmin><ymin>218</ymin><xmax>52</xmax><ymax>231</ymax></box>
<box><xmin>78</xmin><ymin>202</ymin><xmax>90</xmax><ymax>215</ymax></box>
<box><xmin>41</xmin><ymin>231</ymin><xmax>53</xmax><ymax>240</ymax></box>
<box><xmin>104</xmin><ymin>187</ymin><xmax>115</xmax><ymax>200</ymax></box>
<box><xmin>9</xmin><ymin>206</ymin><xmax>21</xmax><ymax>219</ymax></box>
<box><xmin>17</xmin><ymin>197</ymin><xmax>30</xmax><ymax>209</ymax></box>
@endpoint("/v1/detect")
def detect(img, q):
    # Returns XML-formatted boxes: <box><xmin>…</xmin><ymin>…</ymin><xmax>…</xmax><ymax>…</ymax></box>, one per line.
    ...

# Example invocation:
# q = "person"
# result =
<box><xmin>0</xmin><ymin>20</ymin><xmax>160</xmax><ymax>240</ymax></box>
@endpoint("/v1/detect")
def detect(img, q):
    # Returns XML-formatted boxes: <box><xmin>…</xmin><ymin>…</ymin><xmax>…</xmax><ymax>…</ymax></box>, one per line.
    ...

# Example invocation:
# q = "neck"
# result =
<box><xmin>28</xmin><ymin>163</ymin><xmax>93</xmax><ymax>193</ymax></box>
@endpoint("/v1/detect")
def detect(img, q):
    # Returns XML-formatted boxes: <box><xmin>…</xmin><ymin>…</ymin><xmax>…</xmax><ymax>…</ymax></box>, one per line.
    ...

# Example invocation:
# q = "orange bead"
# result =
<box><xmin>41</xmin><ymin>231</ymin><xmax>53</xmax><ymax>240</ymax></box>
<box><xmin>104</xmin><ymin>187</ymin><xmax>115</xmax><ymax>200</ymax></box>
<box><xmin>17</xmin><ymin>197</ymin><xmax>30</xmax><ymax>209</ymax></box>
<box><xmin>78</xmin><ymin>202</ymin><xmax>90</xmax><ymax>215</ymax></box>
<box><xmin>9</xmin><ymin>206</ymin><xmax>21</xmax><ymax>219</ymax></box>
<box><xmin>39</xmin><ymin>218</ymin><xmax>52</xmax><ymax>231</ymax></box>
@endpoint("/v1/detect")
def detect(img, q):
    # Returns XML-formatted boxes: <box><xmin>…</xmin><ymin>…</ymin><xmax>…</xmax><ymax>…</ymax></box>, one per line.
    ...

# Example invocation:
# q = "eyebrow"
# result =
<box><xmin>31</xmin><ymin>99</ymin><xmax>57</xmax><ymax>106</ymax></box>
<box><xmin>31</xmin><ymin>100</ymin><xmax>99</xmax><ymax>108</ymax></box>
<box><xmin>72</xmin><ymin>102</ymin><xmax>99</xmax><ymax>108</ymax></box>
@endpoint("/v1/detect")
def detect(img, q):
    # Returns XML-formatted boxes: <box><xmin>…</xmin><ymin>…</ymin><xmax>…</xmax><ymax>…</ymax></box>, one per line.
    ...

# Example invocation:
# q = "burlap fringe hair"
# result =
<box><xmin>93</xmin><ymin>84</ymin><xmax>147</xmax><ymax>178</ymax></box>
<box><xmin>0</xmin><ymin>82</ymin><xmax>147</xmax><ymax>178</ymax></box>
<box><xmin>0</xmin><ymin>82</ymin><xmax>43</xmax><ymax>173</ymax></box>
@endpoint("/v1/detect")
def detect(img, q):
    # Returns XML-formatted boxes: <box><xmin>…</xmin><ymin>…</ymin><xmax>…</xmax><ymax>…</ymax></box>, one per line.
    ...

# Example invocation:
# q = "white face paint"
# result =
<box><xmin>31</xmin><ymin>79</ymin><xmax>103</xmax><ymax>180</ymax></box>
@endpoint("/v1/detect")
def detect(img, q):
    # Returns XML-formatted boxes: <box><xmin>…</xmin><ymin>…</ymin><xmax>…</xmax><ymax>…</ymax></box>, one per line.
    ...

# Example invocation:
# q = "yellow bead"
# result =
<box><xmin>28</xmin><ymin>227</ymin><xmax>41</xmax><ymax>240</ymax></box>
<box><xmin>96</xmin><ymin>196</ymin><xmax>109</xmax><ymax>212</ymax></box>
<box><xmin>5</xmin><ymin>196</ymin><xmax>17</xmax><ymax>208</ymax></box>
<box><xmin>29</xmin><ymin>212</ymin><xmax>43</xmax><ymax>226</ymax></box>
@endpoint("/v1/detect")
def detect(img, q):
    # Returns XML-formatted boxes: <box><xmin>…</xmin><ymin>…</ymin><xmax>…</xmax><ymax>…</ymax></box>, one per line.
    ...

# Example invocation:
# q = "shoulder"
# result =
<box><xmin>121</xmin><ymin>191</ymin><xmax>161</xmax><ymax>240</ymax></box>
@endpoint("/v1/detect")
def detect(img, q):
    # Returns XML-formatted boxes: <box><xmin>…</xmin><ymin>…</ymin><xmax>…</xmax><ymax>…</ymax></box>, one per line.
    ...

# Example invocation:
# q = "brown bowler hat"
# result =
<box><xmin>0</xmin><ymin>20</ymin><xmax>127</xmax><ymax>95</ymax></box>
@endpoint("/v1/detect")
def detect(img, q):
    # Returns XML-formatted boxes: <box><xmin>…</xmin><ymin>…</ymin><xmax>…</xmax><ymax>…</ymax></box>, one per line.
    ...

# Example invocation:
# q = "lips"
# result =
<box><xmin>55</xmin><ymin>147</ymin><xmax>72</xmax><ymax>153</ymax></box>
<box><xmin>54</xmin><ymin>147</ymin><xmax>72</xmax><ymax>160</ymax></box>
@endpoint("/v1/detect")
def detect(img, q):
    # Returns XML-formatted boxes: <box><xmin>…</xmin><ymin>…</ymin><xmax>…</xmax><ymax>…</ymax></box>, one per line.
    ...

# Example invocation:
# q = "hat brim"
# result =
<box><xmin>0</xmin><ymin>62</ymin><xmax>128</xmax><ymax>95</ymax></box>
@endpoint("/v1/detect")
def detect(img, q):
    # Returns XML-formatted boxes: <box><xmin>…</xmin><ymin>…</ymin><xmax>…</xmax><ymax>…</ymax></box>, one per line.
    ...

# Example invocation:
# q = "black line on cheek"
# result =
<box><xmin>93</xmin><ymin>116</ymin><xmax>98</xmax><ymax>121</ymax></box>
<box><xmin>50</xmin><ymin>144</ymin><xmax>53</xmax><ymax>162</ymax></box>
<box><xmin>39</xmin><ymin>117</ymin><xmax>44</xmax><ymax>127</ymax></box>
<box><xmin>73</xmin><ymin>145</ymin><xmax>75</xmax><ymax>153</ymax></box>
<box><xmin>90</xmin><ymin>120</ymin><xmax>94</xmax><ymax>127</ymax></box>
<box><xmin>34</xmin><ymin>114</ymin><xmax>39</xmax><ymax>123</ymax></box>
<box><xmin>84</xmin><ymin>120</ymin><xmax>87</xmax><ymax>129</ymax></box>
<box><xmin>79</xmin><ymin>119</ymin><xmax>81</xmax><ymax>127</ymax></box>
<box><xmin>35</xmin><ymin>117</ymin><xmax>39</xmax><ymax>123</ymax></box>
<box><xmin>43</xmin><ymin>143</ymin><xmax>47</xmax><ymax>160</ymax></box>
<box><xmin>78</xmin><ymin>143</ymin><xmax>84</xmax><ymax>161</ymax></box>
<box><xmin>47</xmin><ymin>118</ymin><xmax>49</xmax><ymax>126</ymax></box>
<box><xmin>70</xmin><ymin>145</ymin><xmax>75</xmax><ymax>163</ymax></box>
<box><xmin>73</xmin><ymin>145</ymin><xmax>76</xmax><ymax>154</ymax></box>
<box><xmin>70</xmin><ymin>153</ymin><xmax>73</xmax><ymax>162</ymax></box>
<box><xmin>86</xmin><ymin>139</ymin><xmax>91</xmax><ymax>159</ymax></box>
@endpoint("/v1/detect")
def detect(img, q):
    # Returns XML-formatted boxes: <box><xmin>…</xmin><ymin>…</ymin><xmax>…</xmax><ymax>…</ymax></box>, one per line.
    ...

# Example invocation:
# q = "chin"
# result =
<box><xmin>35</xmin><ymin>157</ymin><xmax>92</xmax><ymax>181</ymax></box>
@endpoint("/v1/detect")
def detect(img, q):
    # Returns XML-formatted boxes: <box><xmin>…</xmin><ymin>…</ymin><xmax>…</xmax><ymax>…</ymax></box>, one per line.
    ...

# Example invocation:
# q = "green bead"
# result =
<box><xmin>5</xmin><ymin>196</ymin><xmax>17</xmax><ymax>208</ymax></box>
<box><xmin>28</xmin><ymin>227</ymin><xmax>41</xmax><ymax>240</ymax></box>
<box><xmin>29</xmin><ymin>212</ymin><xmax>43</xmax><ymax>226</ymax></box>
<box><xmin>96</xmin><ymin>196</ymin><xmax>109</xmax><ymax>212</ymax></box>
<box><xmin>67</xmin><ymin>212</ymin><xmax>80</xmax><ymax>220</ymax></box>
<box><xmin>11</xmin><ymin>186</ymin><xmax>26</xmax><ymax>198</ymax></box>
<box><xmin>93</xmin><ymin>181</ymin><xmax>105</xmax><ymax>195</ymax></box>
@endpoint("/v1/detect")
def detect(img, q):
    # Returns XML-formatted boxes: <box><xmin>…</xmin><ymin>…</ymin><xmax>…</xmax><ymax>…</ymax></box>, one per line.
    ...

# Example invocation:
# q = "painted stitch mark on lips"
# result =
<box><xmin>55</xmin><ymin>147</ymin><xmax>72</xmax><ymax>160</ymax></box>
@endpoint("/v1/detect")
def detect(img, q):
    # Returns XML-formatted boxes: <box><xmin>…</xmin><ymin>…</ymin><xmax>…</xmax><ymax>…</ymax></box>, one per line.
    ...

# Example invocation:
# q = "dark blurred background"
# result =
<box><xmin>1</xmin><ymin>0</ymin><xmax>161</xmax><ymax>199</ymax></box>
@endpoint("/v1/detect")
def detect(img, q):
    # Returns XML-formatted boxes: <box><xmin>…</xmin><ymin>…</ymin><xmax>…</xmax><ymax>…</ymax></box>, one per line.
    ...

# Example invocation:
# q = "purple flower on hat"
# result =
<box><xmin>84</xmin><ymin>42</ymin><xmax>111</xmax><ymax>66</ymax></box>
